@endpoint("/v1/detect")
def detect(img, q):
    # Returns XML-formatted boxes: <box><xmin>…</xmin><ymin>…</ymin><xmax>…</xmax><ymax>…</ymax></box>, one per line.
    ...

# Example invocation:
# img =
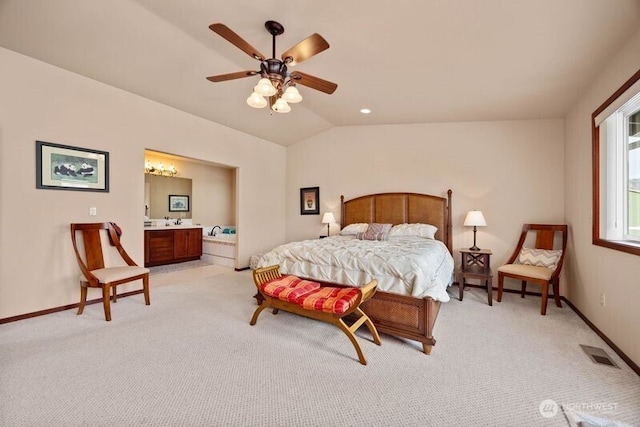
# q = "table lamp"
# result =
<box><xmin>463</xmin><ymin>210</ymin><xmax>487</xmax><ymax>251</ymax></box>
<box><xmin>321</xmin><ymin>212</ymin><xmax>336</xmax><ymax>237</ymax></box>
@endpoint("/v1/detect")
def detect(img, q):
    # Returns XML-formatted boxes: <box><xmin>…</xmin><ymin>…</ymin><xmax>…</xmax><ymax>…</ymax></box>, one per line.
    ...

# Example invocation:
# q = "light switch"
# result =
<box><xmin>89</xmin><ymin>207</ymin><xmax>97</xmax><ymax>216</ymax></box>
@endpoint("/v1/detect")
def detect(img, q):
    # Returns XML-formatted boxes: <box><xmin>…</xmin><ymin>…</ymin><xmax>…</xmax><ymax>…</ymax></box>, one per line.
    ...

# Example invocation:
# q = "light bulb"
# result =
<box><xmin>254</xmin><ymin>78</ymin><xmax>277</xmax><ymax>97</ymax></box>
<box><xmin>271</xmin><ymin>98</ymin><xmax>291</xmax><ymax>113</ymax></box>
<box><xmin>246</xmin><ymin>91</ymin><xmax>267</xmax><ymax>108</ymax></box>
<box><xmin>282</xmin><ymin>86</ymin><xmax>302</xmax><ymax>103</ymax></box>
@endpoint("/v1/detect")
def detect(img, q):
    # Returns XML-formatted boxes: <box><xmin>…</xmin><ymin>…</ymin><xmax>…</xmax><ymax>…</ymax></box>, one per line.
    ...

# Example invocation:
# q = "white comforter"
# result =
<box><xmin>257</xmin><ymin>235</ymin><xmax>454</xmax><ymax>301</ymax></box>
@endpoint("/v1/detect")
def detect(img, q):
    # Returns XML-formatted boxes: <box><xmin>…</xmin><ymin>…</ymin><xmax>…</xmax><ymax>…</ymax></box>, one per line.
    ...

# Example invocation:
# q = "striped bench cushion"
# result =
<box><xmin>260</xmin><ymin>275</ymin><xmax>321</xmax><ymax>302</ymax></box>
<box><xmin>296</xmin><ymin>287</ymin><xmax>360</xmax><ymax>315</ymax></box>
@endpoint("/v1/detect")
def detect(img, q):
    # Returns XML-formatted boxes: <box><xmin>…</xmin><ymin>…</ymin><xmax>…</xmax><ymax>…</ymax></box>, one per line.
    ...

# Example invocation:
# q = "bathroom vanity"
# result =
<box><xmin>144</xmin><ymin>226</ymin><xmax>202</xmax><ymax>267</ymax></box>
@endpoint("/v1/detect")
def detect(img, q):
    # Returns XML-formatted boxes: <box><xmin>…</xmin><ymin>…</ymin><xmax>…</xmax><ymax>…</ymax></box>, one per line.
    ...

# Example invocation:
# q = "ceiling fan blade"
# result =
<box><xmin>209</xmin><ymin>23</ymin><xmax>266</xmax><ymax>61</ymax></box>
<box><xmin>281</xmin><ymin>33</ymin><xmax>329</xmax><ymax>65</ymax></box>
<box><xmin>206</xmin><ymin>71</ymin><xmax>259</xmax><ymax>82</ymax></box>
<box><xmin>290</xmin><ymin>71</ymin><xmax>337</xmax><ymax>94</ymax></box>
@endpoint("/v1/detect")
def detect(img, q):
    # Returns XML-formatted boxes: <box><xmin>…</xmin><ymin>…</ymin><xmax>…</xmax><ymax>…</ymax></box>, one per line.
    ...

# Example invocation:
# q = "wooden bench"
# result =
<box><xmin>251</xmin><ymin>265</ymin><xmax>381</xmax><ymax>365</ymax></box>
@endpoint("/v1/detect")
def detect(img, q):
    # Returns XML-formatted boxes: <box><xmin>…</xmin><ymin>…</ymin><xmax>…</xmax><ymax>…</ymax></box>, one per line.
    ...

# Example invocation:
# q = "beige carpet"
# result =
<box><xmin>0</xmin><ymin>269</ymin><xmax>638</xmax><ymax>427</ymax></box>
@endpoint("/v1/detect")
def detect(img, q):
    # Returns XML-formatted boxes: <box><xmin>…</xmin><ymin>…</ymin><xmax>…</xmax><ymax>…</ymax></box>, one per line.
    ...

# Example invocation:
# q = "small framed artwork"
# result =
<box><xmin>35</xmin><ymin>140</ymin><xmax>109</xmax><ymax>192</ymax></box>
<box><xmin>300</xmin><ymin>187</ymin><xmax>320</xmax><ymax>215</ymax></box>
<box><xmin>169</xmin><ymin>195</ymin><xmax>190</xmax><ymax>212</ymax></box>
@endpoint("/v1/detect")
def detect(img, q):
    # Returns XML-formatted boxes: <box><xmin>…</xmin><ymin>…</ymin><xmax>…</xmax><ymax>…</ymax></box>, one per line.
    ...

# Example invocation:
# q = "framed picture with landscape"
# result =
<box><xmin>169</xmin><ymin>195</ymin><xmax>189</xmax><ymax>212</ymax></box>
<box><xmin>35</xmin><ymin>140</ymin><xmax>109</xmax><ymax>192</ymax></box>
<box><xmin>300</xmin><ymin>187</ymin><xmax>320</xmax><ymax>215</ymax></box>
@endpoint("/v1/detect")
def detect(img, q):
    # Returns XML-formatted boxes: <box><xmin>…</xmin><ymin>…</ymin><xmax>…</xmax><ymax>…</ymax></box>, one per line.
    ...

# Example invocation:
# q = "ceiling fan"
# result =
<box><xmin>206</xmin><ymin>20</ymin><xmax>338</xmax><ymax>113</ymax></box>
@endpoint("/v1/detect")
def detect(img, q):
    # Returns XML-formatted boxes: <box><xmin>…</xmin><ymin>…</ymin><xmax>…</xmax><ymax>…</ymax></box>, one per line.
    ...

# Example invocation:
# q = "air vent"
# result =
<box><xmin>580</xmin><ymin>345</ymin><xmax>619</xmax><ymax>368</ymax></box>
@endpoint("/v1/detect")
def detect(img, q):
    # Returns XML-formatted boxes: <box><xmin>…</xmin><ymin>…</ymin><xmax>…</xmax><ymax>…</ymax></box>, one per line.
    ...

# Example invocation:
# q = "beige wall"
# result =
<box><xmin>564</xmin><ymin>27</ymin><xmax>640</xmax><ymax>364</ymax></box>
<box><xmin>0</xmin><ymin>47</ymin><xmax>286</xmax><ymax>319</ymax></box>
<box><xmin>286</xmin><ymin>120</ymin><xmax>565</xmax><ymax>278</ymax></box>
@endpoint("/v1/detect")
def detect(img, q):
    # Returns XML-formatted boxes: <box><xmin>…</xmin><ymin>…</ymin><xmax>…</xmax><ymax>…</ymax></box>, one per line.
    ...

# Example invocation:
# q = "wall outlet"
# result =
<box><xmin>600</xmin><ymin>293</ymin><xmax>605</xmax><ymax>307</ymax></box>
<box><xmin>89</xmin><ymin>207</ymin><xmax>97</xmax><ymax>216</ymax></box>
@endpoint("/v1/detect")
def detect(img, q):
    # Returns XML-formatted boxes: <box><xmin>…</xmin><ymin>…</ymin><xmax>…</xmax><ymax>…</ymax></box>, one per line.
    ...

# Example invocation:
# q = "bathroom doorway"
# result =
<box><xmin>144</xmin><ymin>149</ymin><xmax>238</xmax><ymax>272</ymax></box>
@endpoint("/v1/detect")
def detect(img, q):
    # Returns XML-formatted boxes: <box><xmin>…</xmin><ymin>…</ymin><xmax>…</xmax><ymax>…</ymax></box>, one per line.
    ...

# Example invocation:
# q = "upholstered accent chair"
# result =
<box><xmin>70</xmin><ymin>222</ymin><xmax>150</xmax><ymax>321</ymax></box>
<box><xmin>497</xmin><ymin>224</ymin><xmax>568</xmax><ymax>315</ymax></box>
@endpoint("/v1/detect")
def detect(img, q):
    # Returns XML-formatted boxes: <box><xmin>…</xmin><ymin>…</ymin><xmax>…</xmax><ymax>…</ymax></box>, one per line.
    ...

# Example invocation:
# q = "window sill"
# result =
<box><xmin>593</xmin><ymin>238</ymin><xmax>640</xmax><ymax>256</ymax></box>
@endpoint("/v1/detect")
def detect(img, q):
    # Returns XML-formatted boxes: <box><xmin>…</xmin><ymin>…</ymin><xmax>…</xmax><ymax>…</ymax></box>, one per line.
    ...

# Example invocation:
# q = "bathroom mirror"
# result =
<box><xmin>144</xmin><ymin>175</ymin><xmax>193</xmax><ymax>219</ymax></box>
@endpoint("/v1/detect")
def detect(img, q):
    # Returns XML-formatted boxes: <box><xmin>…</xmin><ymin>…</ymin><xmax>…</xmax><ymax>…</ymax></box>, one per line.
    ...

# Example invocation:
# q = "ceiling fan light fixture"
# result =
<box><xmin>207</xmin><ymin>21</ymin><xmax>337</xmax><ymax>115</ymax></box>
<box><xmin>272</xmin><ymin>98</ymin><xmax>291</xmax><ymax>113</ymax></box>
<box><xmin>246</xmin><ymin>91</ymin><xmax>267</xmax><ymax>108</ymax></box>
<box><xmin>282</xmin><ymin>86</ymin><xmax>302</xmax><ymax>103</ymax></box>
<box><xmin>254</xmin><ymin>78</ymin><xmax>277</xmax><ymax>97</ymax></box>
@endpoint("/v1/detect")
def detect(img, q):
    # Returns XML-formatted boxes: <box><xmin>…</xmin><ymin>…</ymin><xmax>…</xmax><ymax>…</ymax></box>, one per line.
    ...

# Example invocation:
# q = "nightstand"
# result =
<box><xmin>457</xmin><ymin>248</ymin><xmax>493</xmax><ymax>305</ymax></box>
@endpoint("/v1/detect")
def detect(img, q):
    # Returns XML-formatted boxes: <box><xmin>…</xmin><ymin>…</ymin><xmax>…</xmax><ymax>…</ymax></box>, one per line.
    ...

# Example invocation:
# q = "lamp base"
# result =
<box><xmin>469</xmin><ymin>227</ymin><xmax>480</xmax><ymax>251</ymax></box>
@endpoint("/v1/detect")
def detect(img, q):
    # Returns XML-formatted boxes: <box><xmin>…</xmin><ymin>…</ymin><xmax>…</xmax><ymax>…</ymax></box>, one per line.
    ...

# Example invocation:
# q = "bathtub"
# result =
<box><xmin>202</xmin><ymin>234</ymin><xmax>236</xmax><ymax>267</ymax></box>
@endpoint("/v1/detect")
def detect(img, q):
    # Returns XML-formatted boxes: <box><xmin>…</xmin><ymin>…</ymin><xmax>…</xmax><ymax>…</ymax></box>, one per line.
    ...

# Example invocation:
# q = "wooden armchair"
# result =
<box><xmin>70</xmin><ymin>222</ymin><xmax>150</xmax><ymax>321</ymax></box>
<box><xmin>497</xmin><ymin>224</ymin><xmax>568</xmax><ymax>315</ymax></box>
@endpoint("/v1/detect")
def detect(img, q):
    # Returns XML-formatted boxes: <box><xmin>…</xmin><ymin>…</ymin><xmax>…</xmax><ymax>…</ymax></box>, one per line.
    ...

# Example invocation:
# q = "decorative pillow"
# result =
<box><xmin>339</xmin><ymin>223</ymin><xmax>369</xmax><ymax>236</ymax></box>
<box><xmin>515</xmin><ymin>247</ymin><xmax>562</xmax><ymax>270</ymax></box>
<box><xmin>389</xmin><ymin>223</ymin><xmax>438</xmax><ymax>239</ymax></box>
<box><xmin>357</xmin><ymin>223</ymin><xmax>392</xmax><ymax>241</ymax></box>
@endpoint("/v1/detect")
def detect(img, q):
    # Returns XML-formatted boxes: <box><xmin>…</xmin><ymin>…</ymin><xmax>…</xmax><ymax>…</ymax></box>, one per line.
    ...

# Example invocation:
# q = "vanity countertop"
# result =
<box><xmin>144</xmin><ymin>225</ymin><xmax>203</xmax><ymax>231</ymax></box>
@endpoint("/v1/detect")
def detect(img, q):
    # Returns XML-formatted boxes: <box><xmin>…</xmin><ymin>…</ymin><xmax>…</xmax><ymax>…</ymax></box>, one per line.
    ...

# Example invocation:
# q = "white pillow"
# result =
<box><xmin>389</xmin><ymin>223</ymin><xmax>438</xmax><ymax>239</ymax></box>
<box><xmin>340</xmin><ymin>223</ymin><xmax>369</xmax><ymax>236</ymax></box>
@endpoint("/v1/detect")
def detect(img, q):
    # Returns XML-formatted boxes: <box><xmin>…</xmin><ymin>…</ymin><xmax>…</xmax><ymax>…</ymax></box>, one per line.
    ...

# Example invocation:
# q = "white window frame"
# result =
<box><xmin>592</xmin><ymin>69</ymin><xmax>640</xmax><ymax>256</ymax></box>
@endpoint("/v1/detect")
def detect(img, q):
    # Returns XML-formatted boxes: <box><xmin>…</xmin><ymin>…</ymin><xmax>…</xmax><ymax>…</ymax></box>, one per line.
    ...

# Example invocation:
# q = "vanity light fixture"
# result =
<box><xmin>145</xmin><ymin>160</ymin><xmax>177</xmax><ymax>177</ymax></box>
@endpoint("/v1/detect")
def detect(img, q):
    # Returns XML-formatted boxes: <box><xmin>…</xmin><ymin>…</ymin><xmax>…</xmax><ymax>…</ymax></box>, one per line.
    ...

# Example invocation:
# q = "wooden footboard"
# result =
<box><xmin>359</xmin><ymin>290</ymin><xmax>440</xmax><ymax>354</ymax></box>
<box><xmin>254</xmin><ymin>284</ymin><xmax>440</xmax><ymax>355</ymax></box>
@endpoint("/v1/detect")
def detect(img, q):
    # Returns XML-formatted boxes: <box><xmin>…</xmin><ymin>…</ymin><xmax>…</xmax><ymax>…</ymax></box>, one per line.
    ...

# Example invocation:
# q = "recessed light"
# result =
<box><xmin>360</xmin><ymin>108</ymin><xmax>371</xmax><ymax>114</ymax></box>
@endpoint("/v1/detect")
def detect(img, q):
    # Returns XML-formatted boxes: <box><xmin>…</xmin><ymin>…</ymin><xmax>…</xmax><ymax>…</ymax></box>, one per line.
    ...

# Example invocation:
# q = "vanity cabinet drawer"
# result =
<box><xmin>144</xmin><ymin>228</ymin><xmax>202</xmax><ymax>266</ymax></box>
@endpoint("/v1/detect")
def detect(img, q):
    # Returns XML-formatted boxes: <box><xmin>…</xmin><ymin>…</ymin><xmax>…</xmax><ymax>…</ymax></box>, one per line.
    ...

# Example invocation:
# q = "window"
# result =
<box><xmin>592</xmin><ymin>69</ymin><xmax>640</xmax><ymax>255</ymax></box>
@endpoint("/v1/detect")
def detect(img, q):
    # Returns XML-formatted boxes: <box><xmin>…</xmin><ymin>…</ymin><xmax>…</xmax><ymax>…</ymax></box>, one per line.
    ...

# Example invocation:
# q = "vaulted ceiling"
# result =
<box><xmin>1</xmin><ymin>0</ymin><xmax>639</xmax><ymax>146</ymax></box>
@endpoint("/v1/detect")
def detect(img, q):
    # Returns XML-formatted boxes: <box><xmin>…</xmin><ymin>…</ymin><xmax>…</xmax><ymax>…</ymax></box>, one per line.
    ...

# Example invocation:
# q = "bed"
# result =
<box><xmin>257</xmin><ymin>190</ymin><xmax>454</xmax><ymax>354</ymax></box>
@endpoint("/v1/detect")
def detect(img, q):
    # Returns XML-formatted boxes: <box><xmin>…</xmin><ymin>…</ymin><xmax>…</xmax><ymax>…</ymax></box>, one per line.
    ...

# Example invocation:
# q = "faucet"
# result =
<box><xmin>175</xmin><ymin>218</ymin><xmax>182</xmax><ymax>225</ymax></box>
<box><xmin>209</xmin><ymin>226</ymin><xmax>221</xmax><ymax>236</ymax></box>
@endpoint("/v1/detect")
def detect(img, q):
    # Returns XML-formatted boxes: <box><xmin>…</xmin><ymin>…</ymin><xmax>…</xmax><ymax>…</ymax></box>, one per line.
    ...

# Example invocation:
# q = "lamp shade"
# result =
<box><xmin>246</xmin><ymin>91</ymin><xmax>267</xmax><ymax>108</ymax></box>
<box><xmin>463</xmin><ymin>210</ymin><xmax>487</xmax><ymax>227</ymax></box>
<box><xmin>321</xmin><ymin>212</ymin><xmax>336</xmax><ymax>224</ymax></box>
<box><xmin>282</xmin><ymin>86</ymin><xmax>302</xmax><ymax>103</ymax></box>
<box><xmin>254</xmin><ymin>78</ymin><xmax>277</xmax><ymax>96</ymax></box>
<box><xmin>271</xmin><ymin>98</ymin><xmax>291</xmax><ymax>113</ymax></box>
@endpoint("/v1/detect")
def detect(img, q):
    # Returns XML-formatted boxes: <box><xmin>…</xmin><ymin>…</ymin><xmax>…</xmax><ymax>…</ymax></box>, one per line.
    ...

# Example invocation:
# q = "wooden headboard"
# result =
<box><xmin>340</xmin><ymin>190</ymin><xmax>453</xmax><ymax>253</ymax></box>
